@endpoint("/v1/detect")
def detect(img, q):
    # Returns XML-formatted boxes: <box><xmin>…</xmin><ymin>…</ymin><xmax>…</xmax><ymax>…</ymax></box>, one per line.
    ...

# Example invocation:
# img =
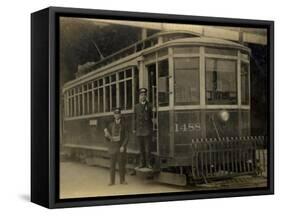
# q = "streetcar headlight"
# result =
<box><xmin>218</xmin><ymin>110</ymin><xmax>230</xmax><ymax>122</ymax></box>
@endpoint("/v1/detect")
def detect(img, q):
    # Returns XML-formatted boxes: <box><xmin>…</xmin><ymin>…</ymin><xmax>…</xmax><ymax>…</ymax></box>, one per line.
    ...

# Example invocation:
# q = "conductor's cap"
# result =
<box><xmin>139</xmin><ymin>88</ymin><xmax>148</xmax><ymax>94</ymax></box>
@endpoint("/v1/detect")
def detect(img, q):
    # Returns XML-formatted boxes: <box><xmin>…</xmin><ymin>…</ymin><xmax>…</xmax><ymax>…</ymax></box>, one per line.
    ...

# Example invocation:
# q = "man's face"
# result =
<box><xmin>114</xmin><ymin>113</ymin><xmax>121</xmax><ymax>120</ymax></box>
<box><xmin>139</xmin><ymin>93</ymin><xmax>147</xmax><ymax>102</ymax></box>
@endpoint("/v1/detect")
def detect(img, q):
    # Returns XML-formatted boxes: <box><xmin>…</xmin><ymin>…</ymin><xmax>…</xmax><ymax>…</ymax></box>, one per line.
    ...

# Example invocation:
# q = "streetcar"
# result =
<box><xmin>62</xmin><ymin>31</ymin><xmax>264</xmax><ymax>185</ymax></box>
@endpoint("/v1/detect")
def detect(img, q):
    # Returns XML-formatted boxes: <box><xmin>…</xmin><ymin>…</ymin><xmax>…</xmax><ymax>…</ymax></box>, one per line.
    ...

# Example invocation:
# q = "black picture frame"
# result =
<box><xmin>31</xmin><ymin>6</ymin><xmax>274</xmax><ymax>209</ymax></box>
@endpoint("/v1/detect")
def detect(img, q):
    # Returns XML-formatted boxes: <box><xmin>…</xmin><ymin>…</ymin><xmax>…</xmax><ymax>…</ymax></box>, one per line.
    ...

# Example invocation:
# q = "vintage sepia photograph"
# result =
<box><xmin>59</xmin><ymin>16</ymin><xmax>270</xmax><ymax>199</ymax></box>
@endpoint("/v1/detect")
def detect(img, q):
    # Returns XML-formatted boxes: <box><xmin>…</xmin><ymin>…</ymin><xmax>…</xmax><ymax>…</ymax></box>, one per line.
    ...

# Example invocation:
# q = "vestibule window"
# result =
<box><xmin>206</xmin><ymin>58</ymin><xmax>237</xmax><ymax>104</ymax></box>
<box><xmin>158</xmin><ymin>59</ymin><xmax>169</xmax><ymax>106</ymax></box>
<box><xmin>241</xmin><ymin>62</ymin><xmax>250</xmax><ymax>105</ymax></box>
<box><xmin>174</xmin><ymin>57</ymin><xmax>200</xmax><ymax>105</ymax></box>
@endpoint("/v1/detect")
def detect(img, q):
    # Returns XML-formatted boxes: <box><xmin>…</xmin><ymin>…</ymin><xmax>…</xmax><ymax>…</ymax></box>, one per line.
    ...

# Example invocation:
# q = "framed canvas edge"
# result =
<box><xmin>42</xmin><ymin>6</ymin><xmax>274</xmax><ymax>209</ymax></box>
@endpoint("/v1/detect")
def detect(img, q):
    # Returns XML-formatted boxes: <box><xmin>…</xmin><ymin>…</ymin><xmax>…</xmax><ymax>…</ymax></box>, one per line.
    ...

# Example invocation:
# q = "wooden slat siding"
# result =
<box><xmin>204</xmin><ymin>143</ymin><xmax>209</xmax><ymax>177</ymax></box>
<box><xmin>196</xmin><ymin>139</ymin><xmax>200</xmax><ymax>178</ymax></box>
<box><xmin>238</xmin><ymin>137</ymin><xmax>242</xmax><ymax>172</ymax></box>
<box><xmin>229</xmin><ymin>137</ymin><xmax>233</xmax><ymax>173</ymax></box>
<box><xmin>216</xmin><ymin>139</ymin><xmax>222</xmax><ymax>175</ymax></box>
<box><xmin>234</xmin><ymin>138</ymin><xmax>239</xmax><ymax>172</ymax></box>
<box><xmin>253</xmin><ymin>137</ymin><xmax>257</xmax><ymax>172</ymax></box>
<box><xmin>191</xmin><ymin>140</ymin><xmax>195</xmax><ymax>178</ymax></box>
<box><xmin>200</xmin><ymin>145</ymin><xmax>204</xmax><ymax>178</ymax></box>
<box><xmin>224</xmin><ymin>137</ymin><xmax>229</xmax><ymax>173</ymax></box>
<box><xmin>207</xmin><ymin>141</ymin><xmax>211</xmax><ymax>176</ymax></box>
<box><xmin>262</xmin><ymin>150</ymin><xmax>267</xmax><ymax>175</ymax></box>
<box><xmin>242</xmin><ymin>139</ymin><xmax>247</xmax><ymax>172</ymax></box>
<box><xmin>249</xmin><ymin>137</ymin><xmax>254</xmax><ymax>172</ymax></box>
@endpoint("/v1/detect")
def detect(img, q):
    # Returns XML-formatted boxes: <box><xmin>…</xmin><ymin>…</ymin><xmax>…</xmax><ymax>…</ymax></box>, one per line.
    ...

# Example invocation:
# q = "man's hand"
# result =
<box><xmin>120</xmin><ymin>146</ymin><xmax>124</xmax><ymax>152</ymax></box>
<box><xmin>104</xmin><ymin>128</ymin><xmax>111</xmax><ymax>138</ymax></box>
<box><xmin>132</xmin><ymin>130</ymin><xmax>136</xmax><ymax>134</ymax></box>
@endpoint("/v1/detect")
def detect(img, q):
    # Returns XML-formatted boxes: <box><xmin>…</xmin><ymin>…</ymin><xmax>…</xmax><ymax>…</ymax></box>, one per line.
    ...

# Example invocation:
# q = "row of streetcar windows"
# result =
<box><xmin>154</xmin><ymin>47</ymin><xmax>250</xmax><ymax>107</ymax></box>
<box><xmin>64</xmin><ymin>68</ymin><xmax>136</xmax><ymax>117</ymax></box>
<box><xmin>64</xmin><ymin>46</ymin><xmax>250</xmax><ymax>117</ymax></box>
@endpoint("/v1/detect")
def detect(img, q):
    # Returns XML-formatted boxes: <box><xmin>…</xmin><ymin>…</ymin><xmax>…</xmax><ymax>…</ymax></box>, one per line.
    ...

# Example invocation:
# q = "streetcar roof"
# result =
<box><xmin>63</xmin><ymin>33</ymin><xmax>250</xmax><ymax>91</ymax></box>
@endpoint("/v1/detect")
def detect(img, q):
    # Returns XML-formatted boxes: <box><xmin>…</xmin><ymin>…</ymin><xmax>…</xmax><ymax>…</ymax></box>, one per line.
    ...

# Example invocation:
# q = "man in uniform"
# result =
<box><xmin>133</xmin><ymin>88</ymin><xmax>153</xmax><ymax>168</ymax></box>
<box><xmin>104</xmin><ymin>108</ymin><xmax>129</xmax><ymax>186</ymax></box>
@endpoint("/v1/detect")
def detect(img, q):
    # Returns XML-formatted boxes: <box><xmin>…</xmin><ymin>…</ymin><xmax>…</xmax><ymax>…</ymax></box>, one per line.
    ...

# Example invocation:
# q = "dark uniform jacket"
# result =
<box><xmin>134</xmin><ymin>101</ymin><xmax>153</xmax><ymax>136</ymax></box>
<box><xmin>105</xmin><ymin>120</ymin><xmax>129</xmax><ymax>154</ymax></box>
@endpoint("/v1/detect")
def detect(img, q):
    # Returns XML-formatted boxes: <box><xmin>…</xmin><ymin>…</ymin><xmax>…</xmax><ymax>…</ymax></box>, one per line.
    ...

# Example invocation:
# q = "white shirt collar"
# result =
<box><xmin>115</xmin><ymin>119</ymin><xmax>121</xmax><ymax>124</ymax></box>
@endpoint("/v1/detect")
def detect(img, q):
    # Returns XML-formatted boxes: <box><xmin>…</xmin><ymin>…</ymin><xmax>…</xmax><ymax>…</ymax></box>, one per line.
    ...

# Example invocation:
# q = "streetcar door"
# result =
<box><xmin>146</xmin><ymin>64</ymin><xmax>158</xmax><ymax>153</ymax></box>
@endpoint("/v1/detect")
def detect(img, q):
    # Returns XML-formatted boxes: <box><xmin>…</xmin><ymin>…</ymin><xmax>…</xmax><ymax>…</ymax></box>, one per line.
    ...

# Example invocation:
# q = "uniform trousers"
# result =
<box><xmin>136</xmin><ymin>135</ymin><xmax>151</xmax><ymax>167</ymax></box>
<box><xmin>109</xmin><ymin>143</ymin><xmax>126</xmax><ymax>184</ymax></box>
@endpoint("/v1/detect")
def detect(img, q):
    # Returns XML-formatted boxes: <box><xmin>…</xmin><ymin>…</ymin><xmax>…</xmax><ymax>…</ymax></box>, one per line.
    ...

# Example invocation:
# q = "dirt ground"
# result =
<box><xmin>60</xmin><ymin>161</ymin><xmax>267</xmax><ymax>199</ymax></box>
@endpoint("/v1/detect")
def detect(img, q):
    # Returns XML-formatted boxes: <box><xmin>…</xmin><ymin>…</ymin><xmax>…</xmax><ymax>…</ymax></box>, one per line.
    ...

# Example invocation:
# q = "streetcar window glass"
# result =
<box><xmin>88</xmin><ymin>91</ymin><xmax>92</xmax><ymax>114</ymax></box>
<box><xmin>111</xmin><ymin>74</ymin><xmax>116</xmax><ymax>82</ymax></box>
<box><xmin>71</xmin><ymin>94</ymin><xmax>74</xmax><ymax>117</ymax></box>
<box><xmin>174</xmin><ymin>58</ymin><xmax>200</xmax><ymax>105</ymax></box>
<box><xmin>205</xmin><ymin>47</ymin><xmax>237</xmax><ymax>56</ymax></box>
<box><xmin>241</xmin><ymin>62</ymin><xmax>250</xmax><ymax>105</ymax></box>
<box><xmin>99</xmin><ymin>79</ymin><xmax>103</xmax><ymax>86</ymax></box>
<box><xmin>105</xmin><ymin>76</ymin><xmax>110</xmax><ymax>84</ymax></box>
<box><xmin>94</xmin><ymin>80</ymin><xmax>98</xmax><ymax>88</ymax></box>
<box><xmin>119</xmin><ymin>71</ymin><xmax>124</xmax><ymax>80</ymax></box>
<box><xmin>99</xmin><ymin>88</ymin><xmax>104</xmax><ymax>112</ymax></box>
<box><xmin>119</xmin><ymin>82</ymin><xmax>125</xmax><ymax>109</ymax></box>
<box><xmin>241</xmin><ymin>51</ymin><xmax>249</xmax><ymax>60</ymax></box>
<box><xmin>126</xmin><ymin>69</ymin><xmax>132</xmax><ymax>78</ymax></box>
<box><xmin>173</xmin><ymin>46</ymin><xmax>199</xmax><ymax>54</ymax></box>
<box><xmin>206</xmin><ymin>58</ymin><xmax>237</xmax><ymax>104</ymax></box>
<box><xmin>75</xmin><ymin>88</ymin><xmax>79</xmax><ymax>116</ymax></box>
<box><xmin>105</xmin><ymin>86</ymin><xmax>110</xmax><ymax>112</ymax></box>
<box><xmin>88</xmin><ymin>83</ymin><xmax>92</xmax><ymax>89</ymax></box>
<box><xmin>94</xmin><ymin>89</ymin><xmax>98</xmax><ymax>113</ymax></box>
<box><xmin>111</xmin><ymin>84</ymin><xmax>117</xmax><ymax>109</ymax></box>
<box><xmin>134</xmin><ymin>67</ymin><xmax>139</xmax><ymax>104</ymax></box>
<box><xmin>79</xmin><ymin>93</ymin><xmax>83</xmax><ymax>115</ymax></box>
<box><xmin>158</xmin><ymin>59</ymin><xmax>169</xmax><ymax>107</ymax></box>
<box><xmin>126</xmin><ymin>80</ymin><xmax>132</xmax><ymax>109</ymax></box>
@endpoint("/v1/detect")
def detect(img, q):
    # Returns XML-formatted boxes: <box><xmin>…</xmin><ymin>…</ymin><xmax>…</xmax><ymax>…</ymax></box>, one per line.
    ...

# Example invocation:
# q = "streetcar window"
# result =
<box><xmin>111</xmin><ymin>74</ymin><xmax>116</xmax><ymax>82</ymax></box>
<box><xmin>105</xmin><ymin>76</ymin><xmax>110</xmax><ymax>84</ymax></box>
<box><xmin>206</xmin><ymin>58</ymin><xmax>237</xmax><ymax>104</ymax></box>
<box><xmin>75</xmin><ymin>88</ymin><xmax>79</xmax><ymax>116</ymax></box>
<box><xmin>111</xmin><ymin>84</ymin><xmax>117</xmax><ymax>109</ymax></box>
<box><xmin>119</xmin><ymin>82</ymin><xmax>125</xmax><ymax>109</ymax></box>
<box><xmin>125</xmin><ymin>69</ymin><xmax>132</xmax><ymax>78</ymax></box>
<box><xmin>88</xmin><ymin>91</ymin><xmax>92</xmax><ymax>114</ymax></box>
<box><xmin>94</xmin><ymin>89</ymin><xmax>98</xmax><ymax>113</ymax></box>
<box><xmin>174</xmin><ymin>58</ymin><xmax>200</xmax><ymax>105</ymax></box>
<box><xmin>126</xmin><ymin>80</ymin><xmax>132</xmax><ymax>109</ymax></box>
<box><xmin>241</xmin><ymin>62</ymin><xmax>250</xmax><ymax>105</ymax></box>
<box><xmin>87</xmin><ymin>83</ymin><xmax>92</xmax><ymax>89</ymax></box>
<box><xmin>134</xmin><ymin>67</ymin><xmax>139</xmax><ymax>105</ymax></box>
<box><xmin>105</xmin><ymin>86</ymin><xmax>110</xmax><ymax>112</ymax></box>
<box><xmin>99</xmin><ymin>88</ymin><xmax>104</xmax><ymax>112</ymax></box>
<box><xmin>173</xmin><ymin>46</ymin><xmax>199</xmax><ymax>54</ymax></box>
<box><xmin>119</xmin><ymin>71</ymin><xmax>125</xmax><ymax>80</ymax></box>
<box><xmin>158</xmin><ymin>59</ymin><xmax>169</xmax><ymax>107</ymax></box>
<box><xmin>98</xmin><ymin>79</ymin><xmax>103</xmax><ymax>86</ymax></box>
<box><xmin>79</xmin><ymin>93</ymin><xmax>83</xmax><ymax>115</ymax></box>
<box><xmin>241</xmin><ymin>51</ymin><xmax>249</xmax><ymax>60</ymax></box>
<box><xmin>205</xmin><ymin>47</ymin><xmax>237</xmax><ymax>56</ymax></box>
<box><xmin>94</xmin><ymin>80</ymin><xmax>98</xmax><ymax>88</ymax></box>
